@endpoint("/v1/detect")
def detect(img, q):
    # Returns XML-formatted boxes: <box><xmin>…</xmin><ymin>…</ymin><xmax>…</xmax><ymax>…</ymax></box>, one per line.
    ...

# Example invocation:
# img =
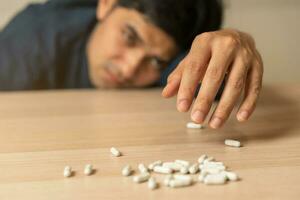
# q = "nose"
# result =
<box><xmin>120</xmin><ymin>50</ymin><xmax>146</xmax><ymax>80</ymax></box>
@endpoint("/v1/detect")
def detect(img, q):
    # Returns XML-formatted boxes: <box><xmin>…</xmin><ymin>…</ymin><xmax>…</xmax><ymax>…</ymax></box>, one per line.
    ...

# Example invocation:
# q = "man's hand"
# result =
<box><xmin>162</xmin><ymin>29</ymin><xmax>263</xmax><ymax>129</ymax></box>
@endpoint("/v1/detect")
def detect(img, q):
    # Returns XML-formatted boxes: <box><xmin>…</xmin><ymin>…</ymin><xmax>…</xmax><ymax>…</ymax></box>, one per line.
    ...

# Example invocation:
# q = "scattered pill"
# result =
<box><xmin>162</xmin><ymin>162</ymin><xmax>182</xmax><ymax>171</ymax></box>
<box><xmin>204</xmin><ymin>173</ymin><xmax>227</xmax><ymax>185</ymax></box>
<box><xmin>133</xmin><ymin>173</ymin><xmax>150</xmax><ymax>183</ymax></box>
<box><xmin>63</xmin><ymin>166</ymin><xmax>72</xmax><ymax>178</ymax></box>
<box><xmin>84</xmin><ymin>164</ymin><xmax>93</xmax><ymax>176</ymax></box>
<box><xmin>169</xmin><ymin>178</ymin><xmax>193</xmax><ymax>188</ymax></box>
<box><xmin>175</xmin><ymin>160</ymin><xmax>190</xmax><ymax>167</ymax></box>
<box><xmin>186</xmin><ymin>122</ymin><xmax>204</xmax><ymax>129</ymax></box>
<box><xmin>138</xmin><ymin>163</ymin><xmax>148</xmax><ymax>174</ymax></box>
<box><xmin>188</xmin><ymin>163</ymin><xmax>199</xmax><ymax>174</ymax></box>
<box><xmin>122</xmin><ymin>165</ymin><xmax>133</xmax><ymax>176</ymax></box>
<box><xmin>180</xmin><ymin>166</ymin><xmax>189</xmax><ymax>174</ymax></box>
<box><xmin>225</xmin><ymin>171</ymin><xmax>239</xmax><ymax>181</ymax></box>
<box><xmin>148</xmin><ymin>177</ymin><xmax>158</xmax><ymax>190</ymax></box>
<box><xmin>173</xmin><ymin>174</ymin><xmax>193</xmax><ymax>182</ymax></box>
<box><xmin>225</xmin><ymin>139</ymin><xmax>242</xmax><ymax>148</ymax></box>
<box><xmin>148</xmin><ymin>160</ymin><xmax>162</xmax><ymax>170</ymax></box>
<box><xmin>110</xmin><ymin>147</ymin><xmax>122</xmax><ymax>157</ymax></box>
<box><xmin>153</xmin><ymin>166</ymin><xmax>173</xmax><ymax>174</ymax></box>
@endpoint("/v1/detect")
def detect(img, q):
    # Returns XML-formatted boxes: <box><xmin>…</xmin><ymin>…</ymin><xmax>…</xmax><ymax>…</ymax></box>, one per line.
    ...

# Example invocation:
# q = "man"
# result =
<box><xmin>0</xmin><ymin>0</ymin><xmax>263</xmax><ymax>129</ymax></box>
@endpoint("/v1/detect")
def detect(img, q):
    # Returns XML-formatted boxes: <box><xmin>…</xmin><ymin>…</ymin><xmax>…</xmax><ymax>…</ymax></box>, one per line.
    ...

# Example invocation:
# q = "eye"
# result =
<box><xmin>149</xmin><ymin>58</ymin><xmax>165</xmax><ymax>71</ymax></box>
<box><xmin>122</xmin><ymin>27</ymin><xmax>136</xmax><ymax>47</ymax></box>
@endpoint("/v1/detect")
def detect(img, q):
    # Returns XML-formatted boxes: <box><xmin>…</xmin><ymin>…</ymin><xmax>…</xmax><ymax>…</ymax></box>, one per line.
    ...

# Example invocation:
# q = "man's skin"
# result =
<box><xmin>88</xmin><ymin>0</ymin><xmax>264</xmax><ymax>129</ymax></box>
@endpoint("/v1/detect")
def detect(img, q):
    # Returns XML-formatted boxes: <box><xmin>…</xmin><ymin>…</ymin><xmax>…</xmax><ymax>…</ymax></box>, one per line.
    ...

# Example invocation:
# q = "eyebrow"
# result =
<box><xmin>126</xmin><ymin>23</ymin><xmax>143</xmax><ymax>45</ymax></box>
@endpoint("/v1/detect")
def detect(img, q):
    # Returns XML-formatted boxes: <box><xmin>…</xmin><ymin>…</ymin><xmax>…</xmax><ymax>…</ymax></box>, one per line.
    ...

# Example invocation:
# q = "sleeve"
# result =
<box><xmin>0</xmin><ymin>3</ymin><xmax>55</xmax><ymax>90</ymax></box>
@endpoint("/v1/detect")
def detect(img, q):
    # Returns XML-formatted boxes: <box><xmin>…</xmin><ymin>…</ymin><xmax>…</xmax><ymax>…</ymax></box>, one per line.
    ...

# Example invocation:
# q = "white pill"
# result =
<box><xmin>186</xmin><ymin>122</ymin><xmax>204</xmax><ymax>129</ymax></box>
<box><xmin>122</xmin><ymin>165</ymin><xmax>133</xmax><ymax>176</ymax></box>
<box><xmin>138</xmin><ymin>163</ymin><xmax>148</xmax><ymax>173</ymax></box>
<box><xmin>180</xmin><ymin>166</ymin><xmax>189</xmax><ymax>174</ymax></box>
<box><xmin>225</xmin><ymin>139</ymin><xmax>242</xmax><ymax>148</ymax></box>
<box><xmin>175</xmin><ymin>160</ymin><xmax>190</xmax><ymax>167</ymax></box>
<box><xmin>164</xmin><ymin>175</ymin><xmax>173</xmax><ymax>186</ymax></box>
<box><xmin>110</xmin><ymin>147</ymin><xmax>122</xmax><ymax>157</ymax></box>
<box><xmin>153</xmin><ymin>166</ymin><xmax>173</xmax><ymax>174</ymax></box>
<box><xmin>188</xmin><ymin>163</ymin><xmax>199</xmax><ymax>174</ymax></box>
<box><xmin>133</xmin><ymin>173</ymin><xmax>150</xmax><ymax>183</ymax></box>
<box><xmin>198</xmin><ymin>154</ymin><xmax>207</xmax><ymax>164</ymax></box>
<box><xmin>148</xmin><ymin>177</ymin><xmax>158</xmax><ymax>190</ymax></box>
<box><xmin>169</xmin><ymin>179</ymin><xmax>192</xmax><ymax>188</ymax></box>
<box><xmin>162</xmin><ymin>162</ymin><xmax>182</xmax><ymax>171</ymax></box>
<box><xmin>173</xmin><ymin>175</ymin><xmax>193</xmax><ymax>182</ymax></box>
<box><xmin>204</xmin><ymin>173</ymin><xmax>227</xmax><ymax>185</ymax></box>
<box><xmin>225</xmin><ymin>171</ymin><xmax>239</xmax><ymax>181</ymax></box>
<box><xmin>63</xmin><ymin>166</ymin><xmax>72</xmax><ymax>178</ymax></box>
<box><xmin>84</xmin><ymin>164</ymin><xmax>93</xmax><ymax>176</ymax></box>
<box><xmin>148</xmin><ymin>160</ymin><xmax>162</xmax><ymax>170</ymax></box>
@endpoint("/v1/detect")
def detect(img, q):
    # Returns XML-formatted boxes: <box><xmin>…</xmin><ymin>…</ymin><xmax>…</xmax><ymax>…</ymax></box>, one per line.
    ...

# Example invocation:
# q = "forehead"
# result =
<box><xmin>111</xmin><ymin>7</ymin><xmax>179</xmax><ymax>60</ymax></box>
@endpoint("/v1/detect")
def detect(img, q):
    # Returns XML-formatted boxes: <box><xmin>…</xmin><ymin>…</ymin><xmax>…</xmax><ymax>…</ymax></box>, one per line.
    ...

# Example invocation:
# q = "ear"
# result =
<box><xmin>97</xmin><ymin>0</ymin><xmax>118</xmax><ymax>20</ymax></box>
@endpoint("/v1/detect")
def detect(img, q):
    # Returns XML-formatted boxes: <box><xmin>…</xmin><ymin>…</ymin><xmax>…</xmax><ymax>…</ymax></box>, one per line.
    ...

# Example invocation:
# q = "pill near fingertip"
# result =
<box><xmin>110</xmin><ymin>147</ymin><xmax>122</xmax><ymax>157</ymax></box>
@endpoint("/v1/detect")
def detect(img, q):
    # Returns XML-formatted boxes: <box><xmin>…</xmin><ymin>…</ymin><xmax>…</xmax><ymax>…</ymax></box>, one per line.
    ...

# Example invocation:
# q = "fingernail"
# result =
<box><xmin>210</xmin><ymin>117</ymin><xmax>223</xmax><ymax>129</ymax></box>
<box><xmin>237</xmin><ymin>111</ymin><xmax>249</xmax><ymax>122</ymax></box>
<box><xmin>178</xmin><ymin>99</ymin><xmax>189</xmax><ymax>112</ymax></box>
<box><xmin>192</xmin><ymin>110</ymin><xmax>205</xmax><ymax>123</ymax></box>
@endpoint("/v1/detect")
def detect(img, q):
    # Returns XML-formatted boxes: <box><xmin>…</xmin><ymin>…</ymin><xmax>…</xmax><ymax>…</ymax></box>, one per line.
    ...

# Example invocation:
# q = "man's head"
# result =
<box><xmin>87</xmin><ymin>0</ymin><xmax>223</xmax><ymax>88</ymax></box>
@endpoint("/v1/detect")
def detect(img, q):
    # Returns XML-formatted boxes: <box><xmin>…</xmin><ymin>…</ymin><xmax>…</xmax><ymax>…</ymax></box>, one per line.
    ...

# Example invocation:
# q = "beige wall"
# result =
<box><xmin>1</xmin><ymin>0</ymin><xmax>299</xmax><ymax>83</ymax></box>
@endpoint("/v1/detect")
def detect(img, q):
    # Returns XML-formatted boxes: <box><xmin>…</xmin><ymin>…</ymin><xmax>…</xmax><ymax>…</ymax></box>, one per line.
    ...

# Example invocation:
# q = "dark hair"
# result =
<box><xmin>116</xmin><ymin>0</ymin><xmax>223</xmax><ymax>51</ymax></box>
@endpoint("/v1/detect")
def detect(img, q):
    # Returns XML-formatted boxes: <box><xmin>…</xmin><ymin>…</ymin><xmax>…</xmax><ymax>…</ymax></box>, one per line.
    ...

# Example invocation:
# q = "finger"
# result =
<box><xmin>236</xmin><ymin>57</ymin><xmax>263</xmax><ymax>122</ymax></box>
<box><xmin>209</xmin><ymin>53</ymin><xmax>249</xmax><ymax>129</ymax></box>
<box><xmin>176</xmin><ymin>49</ymin><xmax>211</xmax><ymax>112</ymax></box>
<box><xmin>191</xmin><ymin>46</ymin><xmax>235</xmax><ymax>124</ymax></box>
<box><xmin>161</xmin><ymin>63</ymin><xmax>183</xmax><ymax>98</ymax></box>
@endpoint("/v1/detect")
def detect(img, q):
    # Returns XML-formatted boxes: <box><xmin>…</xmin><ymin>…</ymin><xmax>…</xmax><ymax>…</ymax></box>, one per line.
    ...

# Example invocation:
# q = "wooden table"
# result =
<box><xmin>0</xmin><ymin>84</ymin><xmax>299</xmax><ymax>200</ymax></box>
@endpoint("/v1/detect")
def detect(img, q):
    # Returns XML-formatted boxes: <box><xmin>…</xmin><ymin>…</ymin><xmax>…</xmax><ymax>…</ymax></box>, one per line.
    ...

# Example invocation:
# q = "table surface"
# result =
<box><xmin>0</xmin><ymin>84</ymin><xmax>300</xmax><ymax>200</ymax></box>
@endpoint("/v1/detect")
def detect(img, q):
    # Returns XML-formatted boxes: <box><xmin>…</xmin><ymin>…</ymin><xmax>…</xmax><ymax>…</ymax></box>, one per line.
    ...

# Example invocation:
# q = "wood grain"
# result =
<box><xmin>0</xmin><ymin>84</ymin><xmax>299</xmax><ymax>200</ymax></box>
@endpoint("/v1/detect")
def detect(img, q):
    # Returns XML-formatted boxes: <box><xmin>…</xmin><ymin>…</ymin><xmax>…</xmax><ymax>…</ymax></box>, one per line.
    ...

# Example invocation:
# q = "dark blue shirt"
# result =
<box><xmin>0</xmin><ymin>0</ymin><xmax>99</xmax><ymax>90</ymax></box>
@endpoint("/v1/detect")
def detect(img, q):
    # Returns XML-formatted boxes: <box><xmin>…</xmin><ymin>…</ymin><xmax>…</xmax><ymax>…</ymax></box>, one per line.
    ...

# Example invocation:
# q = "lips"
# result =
<box><xmin>103</xmin><ymin>68</ymin><xmax>122</xmax><ymax>85</ymax></box>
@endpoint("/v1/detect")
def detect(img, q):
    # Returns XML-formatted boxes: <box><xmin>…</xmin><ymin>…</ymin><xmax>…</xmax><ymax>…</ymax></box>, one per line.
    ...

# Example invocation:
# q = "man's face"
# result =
<box><xmin>87</xmin><ymin>1</ymin><xmax>178</xmax><ymax>88</ymax></box>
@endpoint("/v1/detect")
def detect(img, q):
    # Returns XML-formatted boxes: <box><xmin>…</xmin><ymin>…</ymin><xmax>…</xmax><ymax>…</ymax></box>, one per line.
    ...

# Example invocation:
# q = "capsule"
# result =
<box><xmin>173</xmin><ymin>175</ymin><xmax>193</xmax><ymax>182</ymax></box>
<box><xmin>133</xmin><ymin>173</ymin><xmax>150</xmax><ymax>183</ymax></box>
<box><xmin>84</xmin><ymin>164</ymin><xmax>93</xmax><ymax>176</ymax></box>
<box><xmin>122</xmin><ymin>165</ymin><xmax>133</xmax><ymax>176</ymax></box>
<box><xmin>148</xmin><ymin>177</ymin><xmax>158</xmax><ymax>190</ymax></box>
<box><xmin>63</xmin><ymin>166</ymin><xmax>72</xmax><ymax>178</ymax></box>
<box><xmin>180</xmin><ymin>166</ymin><xmax>189</xmax><ymax>174</ymax></box>
<box><xmin>225</xmin><ymin>139</ymin><xmax>242</xmax><ymax>148</ymax></box>
<box><xmin>186</xmin><ymin>122</ymin><xmax>204</xmax><ymax>129</ymax></box>
<box><xmin>138</xmin><ymin>163</ymin><xmax>148</xmax><ymax>173</ymax></box>
<box><xmin>175</xmin><ymin>160</ymin><xmax>190</xmax><ymax>167</ymax></box>
<box><xmin>162</xmin><ymin>162</ymin><xmax>182</xmax><ymax>171</ymax></box>
<box><xmin>225</xmin><ymin>171</ymin><xmax>239</xmax><ymax>181</ymax></box>
<box><xmin>110</xmin><ymin>147</ymin><xmax>122</xmax><ymax>157</ymax></box>
<box><xmin>148</xmin><ymin>160</ymin><xmax>162</xmax><ymax>170</ymax></box>
<box><xmin>204</xmin><ymin>173</ymin><xmax>227</xmax><ymax>185</ymax></box>
<box><xmin>169</xmin><ymin>179</ymin><xmax>192</xmax><ymax>188</ymax></box>
<box><xmin>153</xmin><ymin>166</ymin><xmax>173</xmax><ymax>174</ymax></box>
<box><xmin>188</xmin><ymin>163</ymin><xmax>199</xmax><ymax>174</ymax></box>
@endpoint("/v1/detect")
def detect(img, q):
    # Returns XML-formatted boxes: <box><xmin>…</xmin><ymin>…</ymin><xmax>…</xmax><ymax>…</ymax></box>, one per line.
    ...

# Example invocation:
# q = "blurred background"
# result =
<box><xmin>0</xmin><ymin>0</ymin><xmax>299</xmax><ymax>84</ymax></box>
